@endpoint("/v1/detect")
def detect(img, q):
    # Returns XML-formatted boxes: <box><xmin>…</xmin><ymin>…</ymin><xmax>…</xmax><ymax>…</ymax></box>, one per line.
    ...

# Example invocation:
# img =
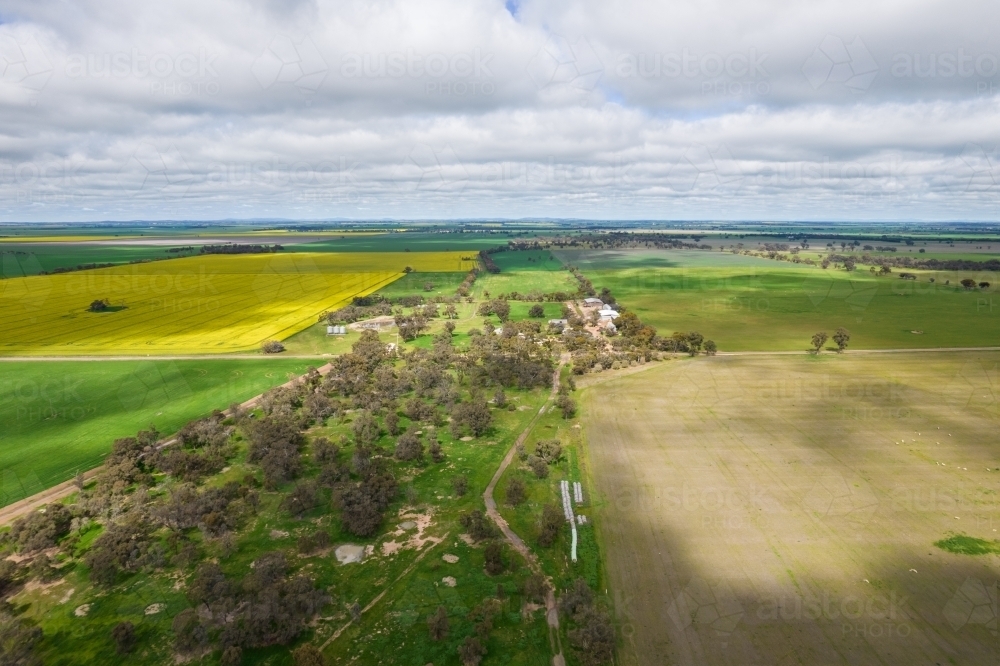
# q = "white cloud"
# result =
<box><xmin>1</xmin><ymin>0</ymin><xmax>1000</xmax><ymax>220</ymax></box>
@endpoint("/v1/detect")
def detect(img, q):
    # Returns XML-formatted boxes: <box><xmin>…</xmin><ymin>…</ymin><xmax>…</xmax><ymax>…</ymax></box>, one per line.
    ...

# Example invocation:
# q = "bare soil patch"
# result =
<box><xmin>583</xmin><ymin>352</ymin><xmax>1000</xmax><ymax>665</ymax></box>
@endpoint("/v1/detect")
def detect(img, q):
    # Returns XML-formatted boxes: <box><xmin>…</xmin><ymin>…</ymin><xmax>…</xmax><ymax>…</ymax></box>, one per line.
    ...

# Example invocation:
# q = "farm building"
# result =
<box><xmin>597</xmin><ymin>308</ymin><xmax>619</xmax><ymax>320</ymax></box>
<box><xmin>548</xmin><ymin>318</ymin><xmax>568</xmax><ymax>329</ymax></box>
<box><xmin>583</xmin><ymin>297</ymin><xmax>604</xmax><ymax>307</ymax></box>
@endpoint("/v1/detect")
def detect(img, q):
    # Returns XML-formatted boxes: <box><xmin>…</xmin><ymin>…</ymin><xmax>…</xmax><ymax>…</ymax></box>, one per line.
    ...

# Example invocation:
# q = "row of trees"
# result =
<box><xmin>811</xmin><ymin>328</ymin><xmax>851</xmax><ymax>353</ymax></box>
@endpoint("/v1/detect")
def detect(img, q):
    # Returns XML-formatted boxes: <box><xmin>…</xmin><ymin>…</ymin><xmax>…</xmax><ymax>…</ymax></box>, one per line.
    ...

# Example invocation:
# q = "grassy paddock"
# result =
<box><xmin>476</xmin><ymin>250</ymin><xmax>579</xmax><ymax>297</ymax></box>
<box><xmin>556</xmin><ymin>249</ymin><xmax>1000</xmax><ymax>350</ymax></box>
<box><xmin>0</xmin><ymin>358</ymin><xmax>315</xmax><ymax>507</ymax></box>
<box><xmin>496</xmin><ymin>399</ymin><xmax>600</xmax><ymax>592</ymax></box>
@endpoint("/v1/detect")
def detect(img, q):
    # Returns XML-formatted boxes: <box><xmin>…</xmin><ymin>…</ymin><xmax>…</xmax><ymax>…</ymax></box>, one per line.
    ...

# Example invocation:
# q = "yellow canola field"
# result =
<box><xmin>0</xmin><ymin>251</ymin><xmax>474</xmax><ymax>355</ymax></box>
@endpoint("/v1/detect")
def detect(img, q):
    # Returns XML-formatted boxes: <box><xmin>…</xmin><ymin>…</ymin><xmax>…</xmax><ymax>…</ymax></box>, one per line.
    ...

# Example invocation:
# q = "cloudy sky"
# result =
<box><xmin>1</xmin><ymin>0</ymin><xmax>1000</xmax><ymax>222</ymax></box>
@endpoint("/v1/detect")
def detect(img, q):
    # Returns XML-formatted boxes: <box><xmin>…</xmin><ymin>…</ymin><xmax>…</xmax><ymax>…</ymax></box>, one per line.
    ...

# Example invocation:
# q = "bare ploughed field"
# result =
<box><xmin>582</xmin><ymin>352</ymin><xmax>1000</xmax><ymax>665</ymax></box>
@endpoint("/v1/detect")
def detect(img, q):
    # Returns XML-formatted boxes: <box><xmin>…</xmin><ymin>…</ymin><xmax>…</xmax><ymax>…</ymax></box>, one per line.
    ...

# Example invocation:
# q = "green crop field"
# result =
<box><xmin>557</xmin><ymin>249</ymin><xmax>1000</xmax><ymax>350</ymax></box>
<box><xmin>1</xmin><ymin>245</ymin><xmax>200</xmax><ymax>277</ymax></box>
<box><xmin>0</xmin><ymin>358</ymin><xmax>316</xmax><ymax>507</ymax></box>
<box><xmin>477</xmin><ymin>250</ymin><xmax>579</xmax><ymax>296</ymax></box>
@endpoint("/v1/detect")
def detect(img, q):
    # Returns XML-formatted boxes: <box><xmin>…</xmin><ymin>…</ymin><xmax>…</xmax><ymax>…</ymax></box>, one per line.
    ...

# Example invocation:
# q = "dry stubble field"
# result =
<box><xmin>581</xmin><ymin>352</ymin><xmax>1000</xmax><ymax>665</ymax></box>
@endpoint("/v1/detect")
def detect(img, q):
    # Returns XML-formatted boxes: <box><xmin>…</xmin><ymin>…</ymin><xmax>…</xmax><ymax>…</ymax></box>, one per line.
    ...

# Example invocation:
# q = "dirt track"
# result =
<box><xmin>483</xmin><ymin>353</ymin><xmax>569</xmax><ymax>664</ymax></box>
<box><xmin>582</xmin><ymin>351</ymin><xmax>1000</xmax><ymax>665</ymax></box>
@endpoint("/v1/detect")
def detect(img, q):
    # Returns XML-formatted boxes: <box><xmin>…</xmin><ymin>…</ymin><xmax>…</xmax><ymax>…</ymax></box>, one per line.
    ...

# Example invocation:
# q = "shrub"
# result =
<box><xmin>538</xmin><ymin>503</ymin><xmax>563</xmax><ymax>547</ymax></box>
<box><xmin>523</xmin><ymin>573</ymin><xmax>547</xmax><ymax>603</ymax></box>
<box><xmin>452</xmin><ymin>475</ymin><xmax>469</xmax><ymax>496</ymax></box>
<box><xmin>459</xmin><ymin>510</ymin><xmax>499</xmax><ymax>542</ymax></box>
<box><xmin>394</xmin><ymin>432</ymin><xmax>424</xmax><ymax>461</ymax></box>
<box><xmin>10</xmin><ymin>504</ymin><xmax>73</xmax><ymax>553</ymax></box>
<box><xmin>261</xmin><ymin>340</ymin><xmax>285</xmax><ymax>354</ymax></box>
<box><xmin>458</xmin><ymin>636</ymin><xmax>487</xmax><ymax>666</ymax></box>
<box><xmin>484</xmin><ymin>541</ymin><xmax>505</xmax><ymax>575</ymax></box>
<box><xmin>427</xmin><ymin>605</ymin><xmax>449</xmax><ymax>641</ymax></box>
<box><xmin>528</xmin><ymin>456</ymin><xmax>548</xmax><ymax>479</ymax></box>
<box><xmin>535</xmin><ymin>439</ymin><xmax>562</xmax><ymax>464</ymax></box>
<box><xmin>505</xmin><ymin>477</ymin><xmax>526</xmax><ymax>506</ymax></box>
<box><xmin>312</xmin><ymin>437</ymin><xmax>339</xmax><ymax>465</ymax></box>
<box><xmin>556</xmin><ymin>392</ymin><xmax>580</xmax><ymax>419</ymax></box>
<box><xmin>281</xmin><ymin>481</ymin><xmax>323</xmax><ymax>517</ymax></box>
<box><xmin>111</xmin><ymin>621</ymin><xmax>136</xmax><ymax>655</ymax></box>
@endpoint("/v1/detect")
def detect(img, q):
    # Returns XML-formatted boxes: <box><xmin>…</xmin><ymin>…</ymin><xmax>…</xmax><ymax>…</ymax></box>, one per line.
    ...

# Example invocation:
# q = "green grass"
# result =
<box><xmin>934</xmin><ymin>534</ymin><xmax>1000</xmax><ymax>555</ymax></box>
<box><xmin>374</xmin><ymin>271</ymin><xmax>471</xmax><ymax>299</ymax></box>
<box><xmin>476</xmin><ymin>251</ymin><xmax>579</xmax><ymax>297</ymax></box>
<box><xmin>1</xmin><ymin>244</ymin><xmax>199</xmax><ymax>277</ymax></box>
<box><xmin>0</xmin><ymin>358</ymin><xmax>318</xmax><ymax>507</ymax></box>
<box><xmin>496</xmin><ymin>400</ymin><xmax>599</xmax><ymax>592</ymax></box>
<box><xmin>279</xmin><ymin>321</ymin><xmax>369</xmax><ymax>356</ymax></box>
<box><xmin>556</xmin><ymin>249</ymin><xmax>1000</xmax><ymax>351</ymax></box>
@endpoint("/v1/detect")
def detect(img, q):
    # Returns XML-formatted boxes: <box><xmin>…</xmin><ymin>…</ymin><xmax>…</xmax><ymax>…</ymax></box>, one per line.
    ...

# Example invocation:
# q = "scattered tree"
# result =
<box><xmin>538</xmin><ymin>503</ymin><xmax>563</xmax><ymax>547</ymax></box>
<box><xmin>686</xmin><ymin>332</ymin><xmax>704</xmax><ymax>356</ymax></box>
<box><xmin>261</xmin><ymin>340</ymin><xmax>285</xmax><ymax>354</ymax></box>
<box><xmin>458</xmin><ymin>636</ymin><xmax>487</xmax><ymax>666</ymax></box>
<box><xmin>811</xmin><ymin>331</ymin><xmax>828</xmax><ymax>354</ymax></box>
<box><xmin>427</xmin><ymin>606</ymin><xmax>449</xmax><ymax>641</ymax></box>
<box><xmin>535</xmin><ymin>439</ymin><xmax>562</xmax><ymax>464</ymax></box>
<box><xmin>704</xmin><ymin>340</ymin><xmax>717</xmax><ymax>355</ymax></box>
<box><xmin>459</xmin><ymin>510</ymin><xmax>499</xmax><ymax>542</ymax></box>
<box><xmin>833</xmin><ymin>327</ymin><xmax>851</xmax><ymax>353</ymax></box>
<box><xmin>484</xmin><ymin>541</ymin><xmax>505</xmax><ymax>575</ymax></box>
<box><xmin>556</xmin><ymin>394</ymin><xmax>577</xmax><ymax>419</ymax></box>
<box><xmin>568</xmin><ymin>608</ymin><xmax>616</xmax><ymax>666</ymax></box>
<box><xmin>528</xmin><ymin>304</ymin><xmax>545</xmax><ymax>318</ymax></box>
<box><xmin>111</xmin><ymin>621</ymin><xmax>136</xmax><ymax>655</ymax></box>
<box><xmin>312</xmin><ymin>437</ymin><xmax>339</xmax><ymax>465</ymax></box>
<box><xmin>504</xmin><ymin>477</ymin><xmax>526</xmax><ymax>506</ymax></box>
<box><xmin>528</xmin><ymin>456</ymin><xmax>549</xmax><ymax>479</ymax></box>
<box><xmin>452</xmin><ymin>475</ymin><xmax>469</xmax><ymax>496</ymax></box>
<box><xmin>394</xmin><ymin>432</ymin><xmax>424</xmax><ymax>461</ymax></box>
<box><xmin>352</xmin><ymin>410</ymin><xmax>380</xmax><ymax>446</ymax></box>
<box><xmin>522</xmin><ymin>573</ymin><xmax>547</xmax><ymax>603</ymax></box>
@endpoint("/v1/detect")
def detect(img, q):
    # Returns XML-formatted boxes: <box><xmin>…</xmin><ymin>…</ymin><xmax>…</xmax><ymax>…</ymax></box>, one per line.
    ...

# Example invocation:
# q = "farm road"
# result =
<box><xmin>483</xmin><ymin>352</ymin><xmax>570</xmax><ymax>665</ymax></box>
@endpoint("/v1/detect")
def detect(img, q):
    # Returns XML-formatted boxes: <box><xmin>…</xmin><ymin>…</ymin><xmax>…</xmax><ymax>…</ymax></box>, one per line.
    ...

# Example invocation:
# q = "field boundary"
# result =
<box><xmin>0</xmin><ymin>361</ymin><xmax>333</xmax><ymax>526</ymax></box>
<box><xmin>718</xmin><ymin>345</ymin><xmax>1000</xmax><ymax>355</ymax></box>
